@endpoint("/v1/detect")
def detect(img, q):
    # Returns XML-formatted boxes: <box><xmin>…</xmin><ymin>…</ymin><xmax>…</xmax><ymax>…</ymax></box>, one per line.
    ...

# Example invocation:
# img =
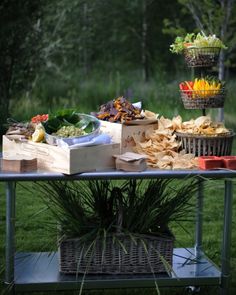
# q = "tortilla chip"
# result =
<box><xmin>159</xmin><ymin>116</ymin><xmax>173</xmax><ymax>129</ymax></box>
<box><xmin>194</xmin><ymin>116</ymin><xmax>211</xmax><ymax>128</ymax></box>
<box><xmin>131</xmin><ymin>114</ymin><xmax>229</xmax><ymax>170</ymax></box>
<box><xmin>138</xmin><ymin>140</ymin><xmax>152</xmax><ymax>149</ymax></box>
<box><xmin>172</xmin><ymin>115</ymin><xmax>182</xmax><ymax>130</ymax></box>
<box><xmin>142</xmin><ymin>110</ymin><xmax>159</xmax><ymax>120</ymax></box>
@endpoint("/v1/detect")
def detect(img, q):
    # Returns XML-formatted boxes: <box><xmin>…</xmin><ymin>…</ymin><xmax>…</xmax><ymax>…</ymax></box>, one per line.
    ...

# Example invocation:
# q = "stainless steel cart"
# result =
<box><xmin>0</xmin><ymin>169</ymin><xmax>235</xmax><ymax>294</ymax></box>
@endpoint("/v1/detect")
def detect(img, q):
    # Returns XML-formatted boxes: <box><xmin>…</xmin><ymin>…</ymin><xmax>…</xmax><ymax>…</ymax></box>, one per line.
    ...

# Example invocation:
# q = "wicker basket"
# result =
<box><xmin>183</xmin><ymin>47</ymin><xmax>220</xmax><ymax>67</ymax></box>
<box><xmin>59</xmin><ymin>233</ymin><xmax>174</xmax><ymax>274</ymax></box>
<box><xmin>180</xmin><ymin>88</ymin><xmax>226</xmax><ymax>109</ymax></box>
<box><xmin>176</xmin><ymin>131</ymin><xmax>234</xmax><ymax>157</ymax></box>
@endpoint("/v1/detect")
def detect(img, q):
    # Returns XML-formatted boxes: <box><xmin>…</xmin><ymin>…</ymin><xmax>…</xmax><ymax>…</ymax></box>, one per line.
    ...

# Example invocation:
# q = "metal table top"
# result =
<box><xmin>0</xmin><ymin>168</ymin><xmax>236</xmax><ymax>181</ymax></box>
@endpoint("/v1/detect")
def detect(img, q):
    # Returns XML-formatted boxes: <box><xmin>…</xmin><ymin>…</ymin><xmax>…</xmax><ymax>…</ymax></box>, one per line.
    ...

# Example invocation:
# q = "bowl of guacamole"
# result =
<box><xmin>43</xmin><ymin>110</ymin><xmax>101</xmax><ymax>146</ymax></box>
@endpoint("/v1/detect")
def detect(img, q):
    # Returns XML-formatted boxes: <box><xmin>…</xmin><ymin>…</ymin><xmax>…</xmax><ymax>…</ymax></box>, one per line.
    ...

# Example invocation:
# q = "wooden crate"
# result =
<box><xmin>2</xmin><ymin>136</ymin><xmax>120</xmax><ymax>175</ymax></box>
<box><xmin>100</xmin><ymin>121</ymin><xmax>158</xmax><ymax>153</ymax></box>
<box><xmin>1</xmin><ymin>157</ymin><xmax>37</xmax><ymax>172</ymax></box>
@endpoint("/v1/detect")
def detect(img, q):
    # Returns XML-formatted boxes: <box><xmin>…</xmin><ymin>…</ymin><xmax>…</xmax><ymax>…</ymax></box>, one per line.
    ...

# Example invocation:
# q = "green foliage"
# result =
<box><xmin>177</xmin><ymin>0</ymin><xmax>225</xmax><ymax>35</ymax></box>
<box><xmin>34</xmin><ymin>179</ymin><xmax>198</xmax><ymax>240</ymax></box>
<box><xmin>0</xmin><ymin>0</ymin><xmax>44</xmax><ymax>135</ymax></box>
<box><xmin>1</xmin><ymin>0</ymin><xmax>236</xmax><ymax>132</ymax></box>
<box><xmin>42</xmin><ymin>109</ymin><xmax>79</xmax><ymax>133</ymax></box>
<box><xmin>170</xmin><ymin>33</ymin><xmax>195</xmax><ymax>54</ymax></box>
<box><xmin>42</xmin><ymin>109</ymin><xmax>99</xmax><ymax>135</ymax></box>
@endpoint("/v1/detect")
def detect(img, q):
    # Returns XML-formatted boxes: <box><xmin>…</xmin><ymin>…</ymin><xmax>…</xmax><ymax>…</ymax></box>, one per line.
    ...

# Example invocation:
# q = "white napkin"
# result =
<box><xmin>58</xmin><ymin>133</ymin><xmax>112</xmax><ymax>149</ymax></box>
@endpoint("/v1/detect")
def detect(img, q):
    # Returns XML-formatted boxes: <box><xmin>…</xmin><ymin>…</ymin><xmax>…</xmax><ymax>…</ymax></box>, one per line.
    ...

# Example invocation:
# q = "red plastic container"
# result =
<box><xmin>221</xmin><ymin>156</ymin><xmax>236</xmax><ymax>170</ymax></box>
<box><xmin>198</xmin><ymin>156</ymin><xmax>224</xmax><ymax>170</ymax></box>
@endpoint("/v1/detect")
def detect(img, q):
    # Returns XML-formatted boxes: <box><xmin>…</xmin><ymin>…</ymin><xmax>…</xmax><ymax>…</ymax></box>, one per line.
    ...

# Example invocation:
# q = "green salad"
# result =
<box><xmin>170</xmin><ymin>32</ymin><xmax>227</xmax><ymax>54</ymax></box>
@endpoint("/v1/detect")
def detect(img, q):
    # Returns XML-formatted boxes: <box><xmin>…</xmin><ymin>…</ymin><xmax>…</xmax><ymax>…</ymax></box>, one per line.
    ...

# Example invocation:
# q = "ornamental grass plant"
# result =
<box><xmin>35</xmin><ymin>178</ymin><xmax>199</xmax><ymax>277</ymax></box>
<box><xmin>36</xmin><ymin>179</ymin><xmax>199</xmax><ymax>239</ymax></box>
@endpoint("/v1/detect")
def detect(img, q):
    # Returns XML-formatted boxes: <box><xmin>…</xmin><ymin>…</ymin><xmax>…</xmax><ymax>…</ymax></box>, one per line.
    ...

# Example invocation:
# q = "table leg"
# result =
<box><xmin>220</xmin><ymin>179</ymin><xmax>233</xmax><ymax>295</ymax></box>
<box><xmin>5</xmin><ymin>181</ymin><xmax>16</xmax><ymax>294</ymax></box>
<box><xmin>195</xmin><ymin>179</ymin><xmax>204</xmax><ymax>257</ymax></box>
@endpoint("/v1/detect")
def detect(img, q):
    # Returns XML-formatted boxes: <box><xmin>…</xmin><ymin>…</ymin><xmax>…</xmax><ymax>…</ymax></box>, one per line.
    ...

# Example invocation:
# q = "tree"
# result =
<box><xmin>179</xmin><ymin>0</ymin><xmax>235</xmax><ymax>79</ymax></box>
<box><xmin>179</xmin><ymin>0</ymin><xmax>236</xmax><ymax>120</ymax></box>
<box><xmin>163</xmin><ymin>0</ymin><xmax>236</xmax><ymax>120</ymax></box>
<box><xmin>0</xmin><ymin>0</ymin><xmax>43</xmax><ymax>136</ymax></box>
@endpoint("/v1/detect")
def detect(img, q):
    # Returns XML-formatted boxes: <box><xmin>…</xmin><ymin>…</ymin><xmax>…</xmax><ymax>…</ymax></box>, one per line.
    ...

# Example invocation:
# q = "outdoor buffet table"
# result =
<box><xmin>0</xmin><ymin>168</ymin><xmax>235</xmax><ymax>295</ymax></box>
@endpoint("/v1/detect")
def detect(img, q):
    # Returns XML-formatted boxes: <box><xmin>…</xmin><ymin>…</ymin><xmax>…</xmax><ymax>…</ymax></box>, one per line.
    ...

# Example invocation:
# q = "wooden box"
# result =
<box><xmin>1</xmin><ymin>157</ymin><xmax>37</xmax><ymax>172</ymax></box>
<box><xmin>100</xmin><ymin>121</ymin><xmax>158</xmax><ymax>153</ymax></box>
<box><xmin>2</xmin><ymin>136</ymin><xmax>120</xmax><ymax>175</ymax></box>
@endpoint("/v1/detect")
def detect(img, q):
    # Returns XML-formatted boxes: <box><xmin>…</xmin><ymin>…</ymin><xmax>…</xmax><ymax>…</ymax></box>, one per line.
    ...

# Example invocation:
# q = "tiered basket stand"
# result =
<box><xmin>177</xmin><ymin>46</ymin><xmax>234</xmax><ymax>156</ymax></box>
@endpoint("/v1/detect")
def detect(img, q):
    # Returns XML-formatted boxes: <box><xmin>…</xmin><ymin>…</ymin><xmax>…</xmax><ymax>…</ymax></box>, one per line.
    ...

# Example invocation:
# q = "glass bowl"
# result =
<box><xmin>45</xmin><ymin>113</ymin><xmax>101</xmax><ymax>146</ymax></box>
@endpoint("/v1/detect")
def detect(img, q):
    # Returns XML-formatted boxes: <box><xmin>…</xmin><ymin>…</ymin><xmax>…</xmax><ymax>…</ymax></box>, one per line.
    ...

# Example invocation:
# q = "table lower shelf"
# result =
<box><xmin>14</xmin><ymin>248</ymin><xmax>221</xmax><ymax>291</ymax></box>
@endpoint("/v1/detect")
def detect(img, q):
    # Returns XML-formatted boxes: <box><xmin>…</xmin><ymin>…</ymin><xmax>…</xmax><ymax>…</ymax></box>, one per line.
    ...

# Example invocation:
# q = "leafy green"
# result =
<box><xmin>170</xmin><ymin>33</ymin><xmax>195</xmax><ymax>54</ymax></box>
<box><xmin>84</xmin><ymin>122</ymin><xmax>94</xmax><ymax>133</ymax></box>
<box><xmin>75</xmin><ymin>116</ymin><xmax>92</xmax><ymax>131</ymax></box>
<box><xmin>194</xmin><ymin>33</ymin><xmax>227</xmax><ymax>49</ymax></box>
<box><xmin>170</xmin><ymin>32</ymin><xmax>227</xmax><ymax>54</ymax></box>
<box><xmin>42</xmin><ymin>109</ymin><xmax>96</xmax><ymax>135</ymax></box>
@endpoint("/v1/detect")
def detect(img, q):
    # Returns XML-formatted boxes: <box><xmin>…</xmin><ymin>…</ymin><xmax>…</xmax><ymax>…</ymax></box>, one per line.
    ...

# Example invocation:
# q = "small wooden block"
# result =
<box><xmin>1</xmin><ymin>157</ymin><xmax>37</xmax><ymax>172</ymax></box>
<box><xmin>115</xmin><ymin>158</ymin><xmax>147</xmax><ymax>172</ymax></box>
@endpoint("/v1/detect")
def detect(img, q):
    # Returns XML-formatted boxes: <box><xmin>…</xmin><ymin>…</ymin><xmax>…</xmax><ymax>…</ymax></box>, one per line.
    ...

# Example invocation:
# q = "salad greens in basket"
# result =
<box><xmin>170</xmin><ymin>32</ymin><xmax>227</xmax><ymax>54</ymax></box>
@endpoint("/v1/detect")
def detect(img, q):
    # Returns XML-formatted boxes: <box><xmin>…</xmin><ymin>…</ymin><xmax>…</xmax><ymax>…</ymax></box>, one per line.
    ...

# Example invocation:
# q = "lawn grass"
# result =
<box><xmin>8</xmin><ymin>69</ymin><xmax>236</xmax><ymax>131</ymax></box>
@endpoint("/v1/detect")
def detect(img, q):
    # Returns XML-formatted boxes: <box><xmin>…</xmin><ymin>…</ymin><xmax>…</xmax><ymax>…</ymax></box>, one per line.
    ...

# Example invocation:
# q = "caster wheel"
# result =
<box><xmin>185</xmin><ymin>286</ymin><xmax>200</xmax><ymax>294</ymax></box>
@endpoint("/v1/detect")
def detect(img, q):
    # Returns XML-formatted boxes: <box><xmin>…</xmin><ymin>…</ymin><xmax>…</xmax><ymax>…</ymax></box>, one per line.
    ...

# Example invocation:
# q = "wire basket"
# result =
<box><xmin>180</xmin><ymin>88</ymin><xmax>226</xmax><ymax>109</ymax></box>
<box><xmin>175</xmin><ymin>131</ymin><xmax>234</xmax><ymax>157</ymax></box>
<box><xmin>183</xmin><ymin>47</ymin><xmax>221</xmax><ymax>67</ymax></box>
<box><xmin>59</xmin><ymin>233</ymin><xmax>174</xmax><ymax>274</ymax></box>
